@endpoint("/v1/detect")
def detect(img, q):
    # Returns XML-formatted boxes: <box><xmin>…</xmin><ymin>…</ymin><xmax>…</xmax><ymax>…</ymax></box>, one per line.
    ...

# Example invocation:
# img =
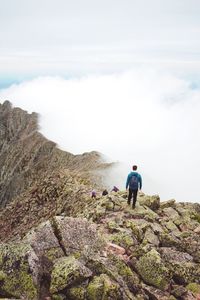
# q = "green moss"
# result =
<box><xmin>124</xmin><ymin>220</ymin><xmax>143</xmax><ymax>242</ymax></box>
<box><xmin>1</xmin><ymin>269</ymin><xmax>37</xmax><ymax>299</ymax></box>
<box><xmin>169</xmin><ymin>296</ymin><xmax>177</xmax><ymax>300</ymax></box>
<box><xmin>110</xmin><ymin>255</ymin><xmax>139</xmax><ymax>286</ymax></box>
<box><xmin>136</xmin><ymin>249</ymin><xmax>170</xmax><ymax>290</ymax></box>
<box><xmin>67</xmin><ymin>286</ymin><xmax>86</xmax><ymax>299</ymax></box>
<box><xmin>46</xmin><ymin>248</ymin><xmax>63</xmax><ymax>262</ymax></box>
<box><xmin>186</xmin><ymin>283</ymin><xmax>200</xmax><ymax>295</ymax></box>
<box><xmin>192</xmin><ymin>213</ymin><xmax>200</xmax><ymax>223</ymax></box>
<box><xmin>110</xmin><ymin>232</ymin><xmax>134</xmax><ymax>249</ymax></box>
<box><xmin>87</xmin><ymin>274</ymin><xmax>121</xmax><ymax>300</ymax></box>
<box><xmin>52</xmin><ymin>294</ymin><xmax>66</xmax><ymax>300</ymax></box>
<box><xmin>0</xmin><ymin>270</ymin><xmax>6</xmax><ymax>281</ymax></box>
<box><xmin>0</xmin><ymin>243</ymin><xmax>38</xmax><ymax>299</ymax></box>
<box><xmin>50</xmin><ymin>256</ymin><xmax>92</xmax><ymax>294</ymax></box>
<box><xmin>166</xmin><ymin>261</ymin><xmax>198</xmax><ymax>284</ymax></box>
<box><xmin>107</xmin><ymin>220</ymin><xmax>119</xmax><ymax>232</ymax></box>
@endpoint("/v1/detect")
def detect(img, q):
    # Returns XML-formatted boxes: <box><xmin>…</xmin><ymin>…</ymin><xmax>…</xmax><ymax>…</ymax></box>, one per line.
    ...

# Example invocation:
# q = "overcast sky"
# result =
<box><xmin>0</xmin><ymin>0</ymin><xmax>200</xmax><ymax>202</ymax></box>
<box><xmin>0</xmin><ymin>0</ymin><xmax>200</xmax><ymax>80</ymax></box>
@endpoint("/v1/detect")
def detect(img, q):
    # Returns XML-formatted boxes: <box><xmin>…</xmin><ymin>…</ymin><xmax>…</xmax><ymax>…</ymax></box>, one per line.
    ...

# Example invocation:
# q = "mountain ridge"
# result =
<box><xmin>0</xmin><ymin>100</ymin><xmax>199</xmax><ymax>300</ymax></box>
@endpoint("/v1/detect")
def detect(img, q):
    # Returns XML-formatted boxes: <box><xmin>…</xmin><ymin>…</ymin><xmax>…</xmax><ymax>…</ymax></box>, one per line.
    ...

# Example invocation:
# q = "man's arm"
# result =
<box><xmin>126</xmin><ymin>174</ymin><xmax>130</xmax><ymax>189</ymax></box>
<box><xmin>139</xmin><ymin>175</ymin><xmax>142</xmax><ymax>190</ymax></box>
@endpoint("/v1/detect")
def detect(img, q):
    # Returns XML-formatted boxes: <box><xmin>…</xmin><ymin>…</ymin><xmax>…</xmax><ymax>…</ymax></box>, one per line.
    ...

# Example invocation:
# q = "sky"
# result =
<box><xmin>0</xmin><ymin>0</ymin><xmax>200</xmax><ymax>202</ymax></box>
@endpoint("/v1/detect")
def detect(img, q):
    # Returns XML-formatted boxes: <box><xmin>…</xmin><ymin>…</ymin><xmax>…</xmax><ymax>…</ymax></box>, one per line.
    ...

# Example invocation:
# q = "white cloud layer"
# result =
<box><xmin>0</xmin><ymin>68</ymin><xmax>200</xmax><ymax>202</ymax></box>
<box><xmin>0</xmin><ymin>0</ymin><xmax>200</xmax><ymax>76</ymax></box>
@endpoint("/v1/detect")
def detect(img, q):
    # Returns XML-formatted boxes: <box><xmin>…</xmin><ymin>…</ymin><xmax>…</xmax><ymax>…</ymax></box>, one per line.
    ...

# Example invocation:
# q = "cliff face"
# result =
<box><xmin>0</xmin><ymin>101</ymin><xmax>104</xmax><ymax>208</ymax></box>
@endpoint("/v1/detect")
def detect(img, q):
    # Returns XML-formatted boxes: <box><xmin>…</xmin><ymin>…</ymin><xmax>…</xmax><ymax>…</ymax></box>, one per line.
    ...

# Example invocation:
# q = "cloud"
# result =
<box><xmin>0</xmin><ymin>68</ymin><xmax>200</xmax><ymax>202</ymax></box>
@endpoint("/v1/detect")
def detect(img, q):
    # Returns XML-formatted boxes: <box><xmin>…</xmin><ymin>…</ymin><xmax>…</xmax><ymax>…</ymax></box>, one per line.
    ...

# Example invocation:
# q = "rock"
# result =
<box><xmin>186</xmin><ymin>283</ymin><xmax>200</xmax><ymax>296</ymax></box>
<box><xmin>87</xmin><ymin>274</ymin><xmax>122</xmax><ymax>300</ymax></box>
<box><xmin>143</xmin><ymin>227</ymin><xmax>160</xmax><ymax>246</ymax></box>
<box><xmin>24</xmin><ymin>220</ymin><xmax>64</xmax><ymax>261</ymax></box>
<box><xmin>108</xmin><ymin>230</ymin><xmax>137</xmax><ymax>251</ymax></box>
<box><xmin>0</xmin><ymin>242</ymin><xmax>39</xmax><ymax>299</ymax></box>
<box><xmin>194</xmin><ymin>225</ymin><xmax>200</xmax><ymax>234</ymax></box>
<box><xmin>171</xmin><ymin>285</ymin><xmax>188</xmax><ymax>298</ymax></box>
<box><xmin>135</xmin><ymin>249</ymin><xmax>171</xmax><ymax>290</ymax></box>
<box><xmin>138</xmin><ymin>195</ymin><xmax>160</xmax><ymax>211</ymax></box>
<box><xmin>160</xmin><ymin>247</ymin><xmax>199</xmax><ymax>285</ymax></box>
<box><xmin>162</xmin><ymin>207</ymin><xmax>180</xmax><ymax>219</ymax></box>
<box><xmin>66</xmin><ymin>286</ymin><xmax>86</xmax><ymax>300</ymax></box>
<box><xmin>106</xmin><ymin>242</ymin><xmax>126</xmax><ymax>255</ymax></box>
<box><xmin>52</xmin><ymin>216</ymin><xmax>105</xmax><ymax>258</ymax></box>
<box><xmin>160</xmin><ymin>199</ymin><xmax>176</xmax><ymax>209</ymax></box>
<box><xmin>50</xmin><ymin>256</ymin><xmax>92</xmax><ymax>294</ymax></box>
<box><xmin>142</xmin><ymin>284</ymin><xmax>171</xmax><ymax>299</ymax></box>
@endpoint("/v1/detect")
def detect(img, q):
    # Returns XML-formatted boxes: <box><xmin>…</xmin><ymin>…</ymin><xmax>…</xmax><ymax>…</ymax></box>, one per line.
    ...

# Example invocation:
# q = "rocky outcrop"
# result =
<box><xmin>0</xmin><ymin>101</ymin><xmax>107</xmax><ymax>208</ymax></box>
<box><xmin>0</xmin><ymin>193</ymin><xmax>200</xmax><ymax>300</ymax></box>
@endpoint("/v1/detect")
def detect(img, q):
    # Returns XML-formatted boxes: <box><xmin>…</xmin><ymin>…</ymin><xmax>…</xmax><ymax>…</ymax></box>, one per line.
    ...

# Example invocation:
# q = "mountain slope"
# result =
<box><xmin>0</xmin><ymin>101</ymin><xmax>107</xmax><ymax>208</ymax></box>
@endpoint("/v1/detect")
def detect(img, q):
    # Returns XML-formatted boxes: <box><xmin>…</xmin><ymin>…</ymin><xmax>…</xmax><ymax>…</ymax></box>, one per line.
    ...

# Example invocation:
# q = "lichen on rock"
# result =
<box><xmin>135</xmin><ymin>248</ymin><xmax>171</xmax><ymax>290</ymax></box>
<box><xmin>50</xmin><ymin>255</ymin><xmax>92</xmax><ymax>294</ymax></box>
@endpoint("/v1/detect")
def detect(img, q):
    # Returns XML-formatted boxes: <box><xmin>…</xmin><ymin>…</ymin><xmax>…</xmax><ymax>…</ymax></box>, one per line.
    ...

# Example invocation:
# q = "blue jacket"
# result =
<box><xmin>126</xmin><ymin>171</ymin><xmax>142</xmax><ymax>190</ymax></box>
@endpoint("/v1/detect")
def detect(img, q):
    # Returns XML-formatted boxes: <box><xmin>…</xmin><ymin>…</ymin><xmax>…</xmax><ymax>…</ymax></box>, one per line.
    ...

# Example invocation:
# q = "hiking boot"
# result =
<box><xmin>127</xmin><ymin>201</ymin><xmax>130</xmax><ymax>205</ymax></box>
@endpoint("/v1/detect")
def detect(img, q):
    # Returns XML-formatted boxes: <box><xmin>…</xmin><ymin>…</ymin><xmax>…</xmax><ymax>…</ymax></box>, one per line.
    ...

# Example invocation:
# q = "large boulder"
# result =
<box><xmin>160</xmin><ymin>247</ymin><xmax>200</xmax><ymax>284</ymax></box>
<box><xmin>52</xmin><ymin>216</ymin><xmax>105</xmax><ymax>258</ymax></box>
<box><xmin>50</xmin><ymin>256</ymin><xmax>92</xmax><ymax>294</ymax></box>
<box><xmin>86</xmin><ymin>274</ymin><xmax>122</xmax><ymax>300</ymax></box>
<box><xmin>0</xmin><ymin>242</ymin><xmax>39</xmax><ymax>299</ymax></box>
<box><xmin>135</xmin><ymin>249</ymin><xmax>171</xmax><ymax>290</ymax></box>
<box><xmin>24</xmin><ymin>220</ymin><xmax>64</xmax><ymax>261</ymax></box>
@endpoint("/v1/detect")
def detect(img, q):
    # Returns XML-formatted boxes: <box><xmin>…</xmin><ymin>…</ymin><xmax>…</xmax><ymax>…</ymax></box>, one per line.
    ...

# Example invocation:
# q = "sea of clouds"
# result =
<box><xmin>0</xmin><ymin>68</ymin><xmax>200</xmax><ymax>202</ymax></box>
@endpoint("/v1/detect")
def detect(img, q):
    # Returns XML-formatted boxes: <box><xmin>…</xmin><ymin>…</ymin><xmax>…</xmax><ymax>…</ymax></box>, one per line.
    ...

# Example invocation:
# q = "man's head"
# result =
<box><xmin>132</xmin><ymin>165</ymin><xmax>137</xmax><ymax>171</ymax></box>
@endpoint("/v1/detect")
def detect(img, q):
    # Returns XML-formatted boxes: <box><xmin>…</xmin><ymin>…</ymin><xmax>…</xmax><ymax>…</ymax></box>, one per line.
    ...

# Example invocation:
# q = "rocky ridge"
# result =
<box><xmin>0</xmin><ymin>101</ymin><xmax>200</xmax><ymax>300</ymax></box>
<box><xmin>0</xmin><ymin>192</ymin><xmax>200</xmax><ymax>300</ymax></box>
<box><xmin>0</xmin><ymin>101</ymin><xmax>108</xmax><ymax>208</ymax></box>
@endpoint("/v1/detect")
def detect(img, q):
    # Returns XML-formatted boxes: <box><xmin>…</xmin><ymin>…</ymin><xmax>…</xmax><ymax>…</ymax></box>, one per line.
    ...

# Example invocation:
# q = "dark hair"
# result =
<box><xmin>132</xmin><ymin>165</ymin><xmax>137</xmax><ymax>170</ymax></box>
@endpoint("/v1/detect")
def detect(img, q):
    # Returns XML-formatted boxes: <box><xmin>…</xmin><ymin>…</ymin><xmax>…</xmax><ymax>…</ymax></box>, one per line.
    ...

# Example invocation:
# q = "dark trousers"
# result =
<box><xmin>127</xmin><ymin>188</ymin><xmax>138</xmax><ymax>207</ymax></box>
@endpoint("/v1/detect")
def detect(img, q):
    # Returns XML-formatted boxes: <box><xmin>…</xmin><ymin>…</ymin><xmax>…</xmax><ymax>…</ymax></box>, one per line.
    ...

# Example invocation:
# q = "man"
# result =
<box><xmin>126</xmin><ymin>165</ymin><xmax>142</xmax><ymax>209</ymax></box>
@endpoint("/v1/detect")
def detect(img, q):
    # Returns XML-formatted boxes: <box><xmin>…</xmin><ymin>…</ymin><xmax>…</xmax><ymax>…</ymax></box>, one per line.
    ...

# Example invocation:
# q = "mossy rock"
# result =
<box><xmin>50</xmin><ymin>256</ymin><xmax>92</xmax><ymax>294</ymax></box>
<box><xmin>66</xmin><ymin>286</ymin><xmax>86</xmax><ymax>299</ymax></box>
<box><xmin>124</xmin><ymin>220</ymin><xmax>144</xmax><ymax>242</ymax></box>
<box><xmin>186</xmin><ymin>282</ymin><xmax>200</xmax><ymax>295</ymax></box>
<box><xmin>138</xmin><ymin>195</ymin><xmax>160</xmax><ymax>211</ymax></box>
<box><xmin>143</xmin><ymin>227</ymin><xmax>159</xmax><ymax>246</ymax></box>
<box><xmin>167</xmin><ymin>261</ymin><xmax>199</xmax><ymax>285</ymax></box>
<box><xmin>0</xmin><ymin>242</ymin><xmax>38</xmax><ymax>299</ymax></box>
<box><xmin>110</xmin><ymin>255</ymin><xmax>140</xmax><ymax>287</ymax></box>
<box><xmin>107</xmin><ymin>220</ymin><xmax>121</xmax><ymax>233</ymax></box>
<box><xmin>159</xmin><ymin>232</ymin><xmax>181</xmax><ymax>248</ymax></box>
<box><xmin>160</xmin><ymin>199</ymin><xmax>176</xmax><ymax>209</ymax></box>
<box><xmin>87</xmin><ymin>274</ymin><xmax>121</xmax><ymax>300</ymax></box>
<box><xmin>130</xmin><ymin>205</ymin><xmax>159</xmax><ymax>221</ymax></box>
<box><xmin>136</xmin><ymin>249</ymin><xmax>171</xmax><ymax>290</ymax></box>
<box><xmin>109</xmin><ymin>231</ymin><xmax>135</xmax><ymax>250</ymax></box>
<box><xmin>52</xmin><ymin>294</ymin><xmax>66</xmax><ymax>300</ymax></box>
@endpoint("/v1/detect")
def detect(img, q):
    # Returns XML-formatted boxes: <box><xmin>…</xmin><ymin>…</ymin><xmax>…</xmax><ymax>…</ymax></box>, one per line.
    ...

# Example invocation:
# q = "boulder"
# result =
<box><xmin>160</xmin><ymin>247</ymin><xmax>199</xmax><ymax>284</ymax></box>
<box><xmin>135</xmin><ymin>249</ymin><xmax>171</xmax><ymax>290</ymax></box>
<box><xmin>24</xmin><ymin>220</ymin><xmax>64</xmax><ymax>261</ymax></box>
<box><xmin>50</xmin><ymin>256</ymin><xmax>92</xmax><ymax>294</ymax></box>
<box><xmin>0</xmin><ymin>242</ymin><xmax>39</xmax><ymax>299</ymax></box>
<box><xmin>138</xmin><ymin>195</ymin><xmax>160</xmax><ymax>211</ymax></box>
<box><xmin>52</xmin><ymin>216</ymin><xmax>105</xmax><ymax>258</ymax></box>
<box><xmin>86</xmin><ymin>274</ymin><xmax>122</xmax><ymax>300</ymax></box>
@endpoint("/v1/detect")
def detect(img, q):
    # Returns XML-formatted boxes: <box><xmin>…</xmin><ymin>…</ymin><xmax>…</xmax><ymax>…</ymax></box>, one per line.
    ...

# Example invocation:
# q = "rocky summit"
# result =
<box><xmin>0</xmin><ymin>101</ymin><xmax>200</xmax><ymax>300</ymax></box>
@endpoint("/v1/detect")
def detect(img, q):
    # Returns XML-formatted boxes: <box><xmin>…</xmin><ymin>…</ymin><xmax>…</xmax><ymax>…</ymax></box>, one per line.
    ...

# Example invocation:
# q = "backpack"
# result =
<box><xmin>129</xmin><ymin>174</ymin><xmax>139</xmax><ymax>190</ymax></box>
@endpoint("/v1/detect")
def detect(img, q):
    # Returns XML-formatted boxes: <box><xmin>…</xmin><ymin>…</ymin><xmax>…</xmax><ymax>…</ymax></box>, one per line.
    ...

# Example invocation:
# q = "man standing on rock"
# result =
<box><xmin>126</xmin><ymin>165</ymin><xmax>142</xmax><ymax>209</ymax></box>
